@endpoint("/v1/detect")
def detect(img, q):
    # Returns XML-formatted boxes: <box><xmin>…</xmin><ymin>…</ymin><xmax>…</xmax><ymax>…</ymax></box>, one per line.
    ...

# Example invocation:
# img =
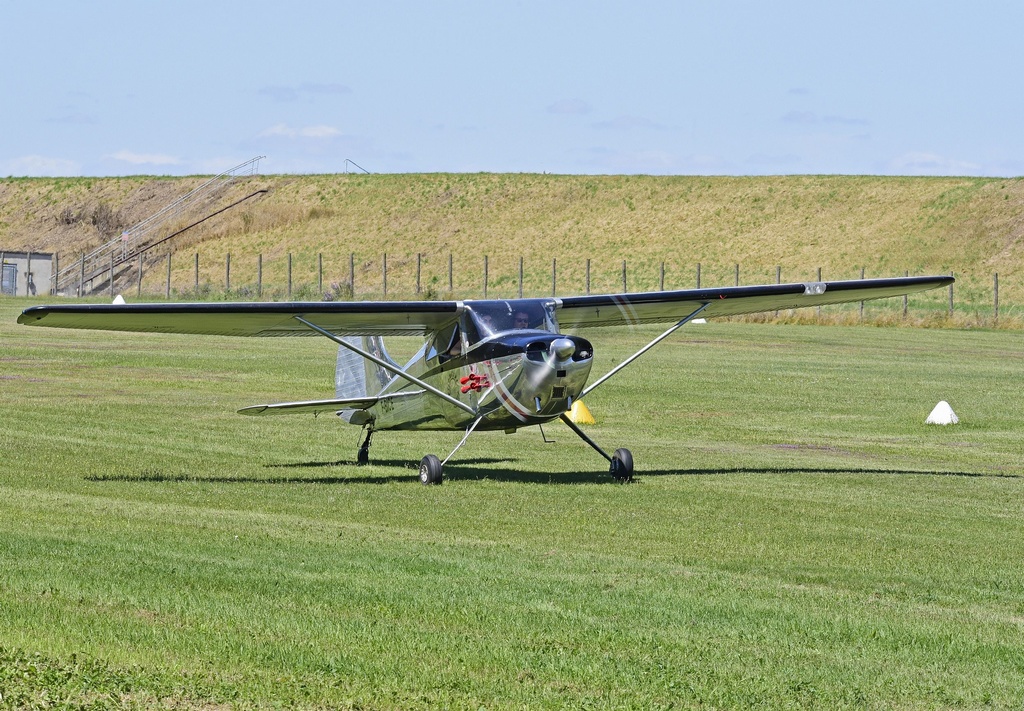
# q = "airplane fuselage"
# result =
<box><xmin>370</xmin><ymin>330</ymin><xmax>594</xmax><ymax>431</ymax></box>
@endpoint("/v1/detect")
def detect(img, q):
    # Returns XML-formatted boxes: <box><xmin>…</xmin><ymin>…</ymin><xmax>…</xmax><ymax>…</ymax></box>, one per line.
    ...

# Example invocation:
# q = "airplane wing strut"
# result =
<box><xmin>292</xmin><ymin>315</ymin><xmax>476</xmax><ymax>416</ymax></box>
<box><xmin>443</xmin><ymin>414</ymin><xmax>486</xmax><ymax>466</ymax></box>
<box><xmin>578</xmin><ymin>302</ymin><xmax>711</xmax><ymax>400</ymax></box>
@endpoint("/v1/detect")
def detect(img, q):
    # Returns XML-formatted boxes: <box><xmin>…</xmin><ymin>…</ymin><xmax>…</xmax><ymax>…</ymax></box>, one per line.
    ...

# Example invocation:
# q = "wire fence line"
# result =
<box><xmin>93</xmin><ymin>250</ymin><xmax>1018</xmax><ymax>322</ymax></box>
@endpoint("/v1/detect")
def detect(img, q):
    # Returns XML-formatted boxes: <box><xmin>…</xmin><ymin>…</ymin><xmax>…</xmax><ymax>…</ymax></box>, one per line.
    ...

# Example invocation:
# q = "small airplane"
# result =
<box><xmin>19</xmin><ymin>274</ymin><xmax>952</xmax><ymax>484</ymax></box>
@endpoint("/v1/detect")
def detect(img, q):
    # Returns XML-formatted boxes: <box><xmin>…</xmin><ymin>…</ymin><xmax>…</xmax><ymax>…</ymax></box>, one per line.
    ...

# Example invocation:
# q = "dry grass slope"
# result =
<box><xmin>2</xmin><ymin>173</ymin><xmax>1023</xmax><ymax>307</ymax></box>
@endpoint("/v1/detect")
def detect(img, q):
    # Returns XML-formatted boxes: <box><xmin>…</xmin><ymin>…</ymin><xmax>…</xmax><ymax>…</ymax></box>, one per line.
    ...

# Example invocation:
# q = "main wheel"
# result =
<box><xmin>419</xmin><ymin>454</ymin><xmax>443</xmax><ymax>485</ymax></box>
<box><xmin>610</xmin><ymin>448</ymin><xmax>633</xmax><ymax>482</ymax></box>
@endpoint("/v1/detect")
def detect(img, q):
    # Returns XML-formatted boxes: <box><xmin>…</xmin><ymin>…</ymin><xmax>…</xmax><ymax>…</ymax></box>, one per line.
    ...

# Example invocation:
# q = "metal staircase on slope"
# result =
<box><xmin>53</xmin><ymin>156</ymin><xmax>265</xmax><ymax>296</ymax></box>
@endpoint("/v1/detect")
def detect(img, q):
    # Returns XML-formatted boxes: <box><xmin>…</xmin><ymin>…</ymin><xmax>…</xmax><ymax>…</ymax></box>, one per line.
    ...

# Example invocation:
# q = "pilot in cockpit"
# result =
<box><xmin>480</xmin><ymin>313</ymin><xmax>497</xmax><ymax>333</ymax></box>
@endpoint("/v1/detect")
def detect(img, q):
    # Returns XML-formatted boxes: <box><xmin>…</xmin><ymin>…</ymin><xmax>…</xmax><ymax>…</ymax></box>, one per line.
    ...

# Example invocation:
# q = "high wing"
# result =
<box><xmin>554</xmin><ymin>275</ymin><xmax>953</xmax><ymax>328</ymax></box>
<box><xmin>17</xmin><ymin>275</ymin><xmax>952</xmax><ymax>335</ymax></box>
<box><xmin>17</xmin><ymin>300</ymin><xmax>461</xmax><ymax>336</ymax></box>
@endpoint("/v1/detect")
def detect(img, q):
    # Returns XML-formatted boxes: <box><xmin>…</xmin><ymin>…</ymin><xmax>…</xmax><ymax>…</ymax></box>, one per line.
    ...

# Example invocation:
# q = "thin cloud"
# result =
<box><xmin>746</xmin><ymin>153</ymin><xmax>801</xmax><ymax>167</ymax></box>
<box><xmin>783</xmin><ymin>111</ymin><xmax>869</xmax><ymax>126</ymax></box>
<box><xmin>547</xmin><ymin>99</ymin><xmax>591</xmax><ymax>115</ymax></box>
<box><xmin>887</xmin><ymin>151</ymin><xmax>981</xmax><ymax>175</ymax></box>
<box><xmin>260</xmin><ymin>82</ymin><xmax>351</xmax><ymax>102</ymax></box>
<box><xmin>823</xmin><ymin>115</ymin><xmax>869</xmax><ymax>126</ymax></box>
<box><xmin>782</xmin><ymin>110</ymin><xmax>818</xmax><ymax>124</ymax></box>
<box><xmin>588</xmin><ymin>148</ymin><xmax>675</xmax><ymax>173</ymax></box>
<box><xmin>301</xmin><ymin>82</ymin><xmax>350</xmax><ymax>95</ymax></box>
<box><xmin>45</xmin><ymin>112</ymin><xmax>97</xmax><ymax>125</ymax></box>
<box><xmin>580</xmin><ymin>147</ymin><xmax>727</xmax><ymax>175</ymax></box>
<box><xmin>108</xmin><ymin>150</ymin><xmax>182</xmax><ymax>166</ymax></box>
<box><xmin>260</xmin><ymin>86</ymin><xmax>300</xmax><ymax>102</ymax></box>
<box><xmin>259</xmin><ymin>123</ymin><xmax>342</xmax><ymax>139</ymax></box>
<box><xmin>1</xmin><ymin>155</ymin><xmax>81</xmax><ymax>177</ymax></box>
<box><xmin>592</xmin><ymin>115</ymin><xmax>664</xmax><ymax>130</ymax></box>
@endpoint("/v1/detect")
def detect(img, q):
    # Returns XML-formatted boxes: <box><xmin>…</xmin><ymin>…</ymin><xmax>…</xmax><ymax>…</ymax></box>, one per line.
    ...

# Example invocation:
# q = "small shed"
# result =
<box><xmin>0</xmin><ymin>251</ymin><xmax>53</xmax><ymax>296</ymax></box>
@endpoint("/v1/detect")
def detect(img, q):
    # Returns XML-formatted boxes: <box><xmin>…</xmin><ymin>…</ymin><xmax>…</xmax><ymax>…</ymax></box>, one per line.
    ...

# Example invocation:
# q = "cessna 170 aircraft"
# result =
<box><xmin>19</xmin><ymin>274</ymin><xmax>952</xmax><ymax>484</ymax></box>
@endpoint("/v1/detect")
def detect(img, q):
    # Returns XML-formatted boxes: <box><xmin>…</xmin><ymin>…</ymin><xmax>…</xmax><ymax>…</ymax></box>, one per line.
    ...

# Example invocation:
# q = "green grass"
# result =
<box><xmin>2</xmin><ymin>297</ymin><xmax>1023</xmax><ymax>708</ymax></box>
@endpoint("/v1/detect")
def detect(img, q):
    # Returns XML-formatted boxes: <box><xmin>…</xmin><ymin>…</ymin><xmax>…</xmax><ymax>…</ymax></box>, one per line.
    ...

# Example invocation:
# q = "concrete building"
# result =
<box><xmin>0</xmin><ymin>251</ymin><xmax>53</xmax><ymax>296</ymax></box>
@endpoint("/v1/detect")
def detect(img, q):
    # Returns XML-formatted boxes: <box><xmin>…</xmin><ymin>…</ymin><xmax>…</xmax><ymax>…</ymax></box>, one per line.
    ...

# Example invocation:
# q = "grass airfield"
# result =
<box><xmin>2</xmin><ymin>297</ymin><xmax>1023</xmax><ymax>709</ymax></box>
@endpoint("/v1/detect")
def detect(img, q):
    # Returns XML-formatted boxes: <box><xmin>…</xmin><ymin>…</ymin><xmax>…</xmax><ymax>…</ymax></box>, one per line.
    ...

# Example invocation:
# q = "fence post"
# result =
<box><xmin>194</xmin><ymin>253</ymin><xmax>199</xmax><ymax>292</ymax></box>
<box><xmin>660</xmin><ymin>262</ymin><xmax>665</xmax><ymax>291</ymax></box>
<box><xmin>697</xmin><ymin>262</ymin><xmax>702</xmax><ymax>289</ymax></box>
<box><xmin>349</xmin><ymin>253</ymin><xmax>355</xmax><ymax>297</ymax></box>
<box><xmin>448</xmin><ymin>253</ymin><xmax>453</xmax><ymax>294</ymax></box>
<box><xmin>518</xmin><ymin>256</ymin><xmax>523</xmax><ymax>298</ymax></box>
<box><xmin>903</xmin><ymin>270</ymin><xmax>909</xmax><ymax>318</ymax></box>
<box><xmin>109</xmin><ymin>252</ymin><xmax>114</xmax><ymax>297</ymax></box>
<box><xmin>318</xmin><ymin>253</ymin><xmax>323</xmax><ymax>294</ymax></box>
<box><xmin>383</xmin><ymin>253</ymin><xmax>387</xmax><ymax>297</ymax></box>
<box><xmin>860</xmin><ymin>267</ymin><xmax>865</xmax><ymax>320</ymax></box>
<box><xmin>52</xmin><ymin>253</ymin><xmax>58</xmax><ymax>295</ymax></box>
<box><xmin>586</xmin><ymin>258</ymin><xmax>591</xmax><ymax>295</ymax></box>
<box><xmin>948</xmin><ymin>271</ymin><xmax>954</xmax><ymax>316</ymax></box>
<box><xmin>622</xmin><ymin>260</ymin><xmax>627</xmax><ymax>292</ymax></box>
<box><xmin>137</xmin><ymin>254</ymin><xmax>143</xmax><ymax>297</ymax></box>
<box><xmin>734</xmin><ymin>263</ymin><xmax>739</xmax><ymax>287</ymax></box>
<box><xmin>994</xmin><ymin>272</ymin><xmax>999</xmax><ymax>322</ymax></box>
<box><xmin>817</xmin><ymin>267</ymin><xmax>822</xmax><ymax>318</ymax></box>
<box><xmin>257</xmin><ymin>254</ymin><xmax>263</xmax><ymax>297</ymax></box>
<box><xmin>165</xmin><ymin>254</ymin><xmax>171</xmax><ymax>299</ymax></box>
<box><xmin>483</xmin><ymin>255</ymin><xmax>488</xmax><ymax>298</ymax></box>
<box><xmin>288</xmin><ymin>253</ymin><xmax>293</xmax><ymax>299</ymax></box>
<box><xmin>226</xmin><ymin>253</ymin><xmax>231</xmax><ymax>292</ymax></box>
<box><xmin>775</xmin><ymin>266</ymin><xmax>781</xmax><ymax>317</ymax></box>
<box><xmin>416</xmin><ymin>253</ymin><xmax>421</xmax><ymax>294</ymax></box>
<box><xmin>79</xmin><ymin>256</ymin><xmax>85</xmax><ymax>298</ymax></box>
<box><xmin>552</xmin><ymin>258</ymin><xmax>557</xmax><ymax>296</ymax></box>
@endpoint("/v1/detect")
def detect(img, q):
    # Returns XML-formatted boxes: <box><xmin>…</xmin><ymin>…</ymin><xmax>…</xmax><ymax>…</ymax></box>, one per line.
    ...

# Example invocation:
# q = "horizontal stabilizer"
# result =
<box><xmin>238</xmin><ymin>389</ymin><xmax>424</xmax><ymax>416</ymax></box>
<box><xmin>238</xmin><ymin>395</ymin><xmax>379</xmax><ymax>416</ymax></box>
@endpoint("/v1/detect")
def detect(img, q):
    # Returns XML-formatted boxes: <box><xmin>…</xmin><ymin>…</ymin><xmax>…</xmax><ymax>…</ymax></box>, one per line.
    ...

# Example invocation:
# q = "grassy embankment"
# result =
<box><xmin>2</xmin><ymin>297</ymin><xmax>1022</xmax><ymax>708</ymax></box>
<box><xmin>2</xmin><ymin>174</ymin><xmax>1023</xmax><ymax>322</ymax></box>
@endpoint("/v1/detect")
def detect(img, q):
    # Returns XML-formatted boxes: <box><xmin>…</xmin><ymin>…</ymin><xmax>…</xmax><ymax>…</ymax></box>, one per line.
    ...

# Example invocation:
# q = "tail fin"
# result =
<box><xmin>335</xmin><ymin>336</ymin><xmax>396</xmax><ymax>398</ymax></box>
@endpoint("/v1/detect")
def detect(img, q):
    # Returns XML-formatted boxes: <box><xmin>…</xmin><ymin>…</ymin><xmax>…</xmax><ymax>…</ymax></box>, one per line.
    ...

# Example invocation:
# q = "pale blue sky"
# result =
<box><xmin>3</xmin><ymin>0</ymin><xmax>1022</xmax><ymax>177</ymax></box>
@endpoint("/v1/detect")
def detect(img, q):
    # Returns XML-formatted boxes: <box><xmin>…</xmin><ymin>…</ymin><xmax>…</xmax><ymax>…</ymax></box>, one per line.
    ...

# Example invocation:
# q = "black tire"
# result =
<box><xmin>610</xmin><ymin>448</ymin><xmax>634</xmax><ymax>482</ymax></box>
<box><xmin>419</xmin><ymin>454</ymin><xmax>443</xmax><ymax>485</ymax></box>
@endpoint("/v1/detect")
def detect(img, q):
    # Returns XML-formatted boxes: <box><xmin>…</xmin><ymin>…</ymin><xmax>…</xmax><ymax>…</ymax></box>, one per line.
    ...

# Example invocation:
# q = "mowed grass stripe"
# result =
<box><xmin>3</xmin><ymin>478</ymin><xmax>1021</xmax><ymax>707</ymax></box>
<box><xmin>2</xmin><ymin>298</ymin><xmax>1023</xmax><ymax>707</ymax></box>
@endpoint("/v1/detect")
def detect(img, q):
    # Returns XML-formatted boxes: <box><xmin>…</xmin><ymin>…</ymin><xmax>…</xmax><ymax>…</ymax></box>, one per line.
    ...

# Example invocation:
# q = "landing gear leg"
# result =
<box><xmin>558</xmin><ymin>414</ymin><xmax>634</xmax><ymax>482</ymax></box>
<box><xmin>357</xmin><ymin>428</ymin><xmax>373</xmax><ymax>466</ymax></box>
<box><xmin>418</xmin><ymin>415</ymin><xmax>485</xmax><ymax>486</ymax></box>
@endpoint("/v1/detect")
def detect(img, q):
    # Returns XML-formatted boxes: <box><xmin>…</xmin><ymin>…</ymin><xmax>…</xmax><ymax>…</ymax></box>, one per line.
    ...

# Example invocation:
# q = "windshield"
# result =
<box><xmin>463</xmin><ymin>299</ymin><xmax>558</xmax><ymax>345</ymax></box>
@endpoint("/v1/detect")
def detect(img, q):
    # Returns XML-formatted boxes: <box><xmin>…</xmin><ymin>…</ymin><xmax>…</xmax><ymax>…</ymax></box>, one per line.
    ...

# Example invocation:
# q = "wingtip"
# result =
<box><xmin>17</xmin><ymin>307</ymin><xmax>46</xmax><ymax>325</ymax></box>
<box><xmin>237</xmin><ymin>405</ymin><xmax>269</xmax><ymax>416</ymax></box>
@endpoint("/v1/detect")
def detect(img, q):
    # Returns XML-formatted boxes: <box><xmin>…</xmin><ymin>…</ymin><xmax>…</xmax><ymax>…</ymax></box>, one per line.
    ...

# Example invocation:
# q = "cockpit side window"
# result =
<box><xmin>427</xmin><ymin>322</ymin><xmax>462</xmax><ymax>361</ymax></box>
